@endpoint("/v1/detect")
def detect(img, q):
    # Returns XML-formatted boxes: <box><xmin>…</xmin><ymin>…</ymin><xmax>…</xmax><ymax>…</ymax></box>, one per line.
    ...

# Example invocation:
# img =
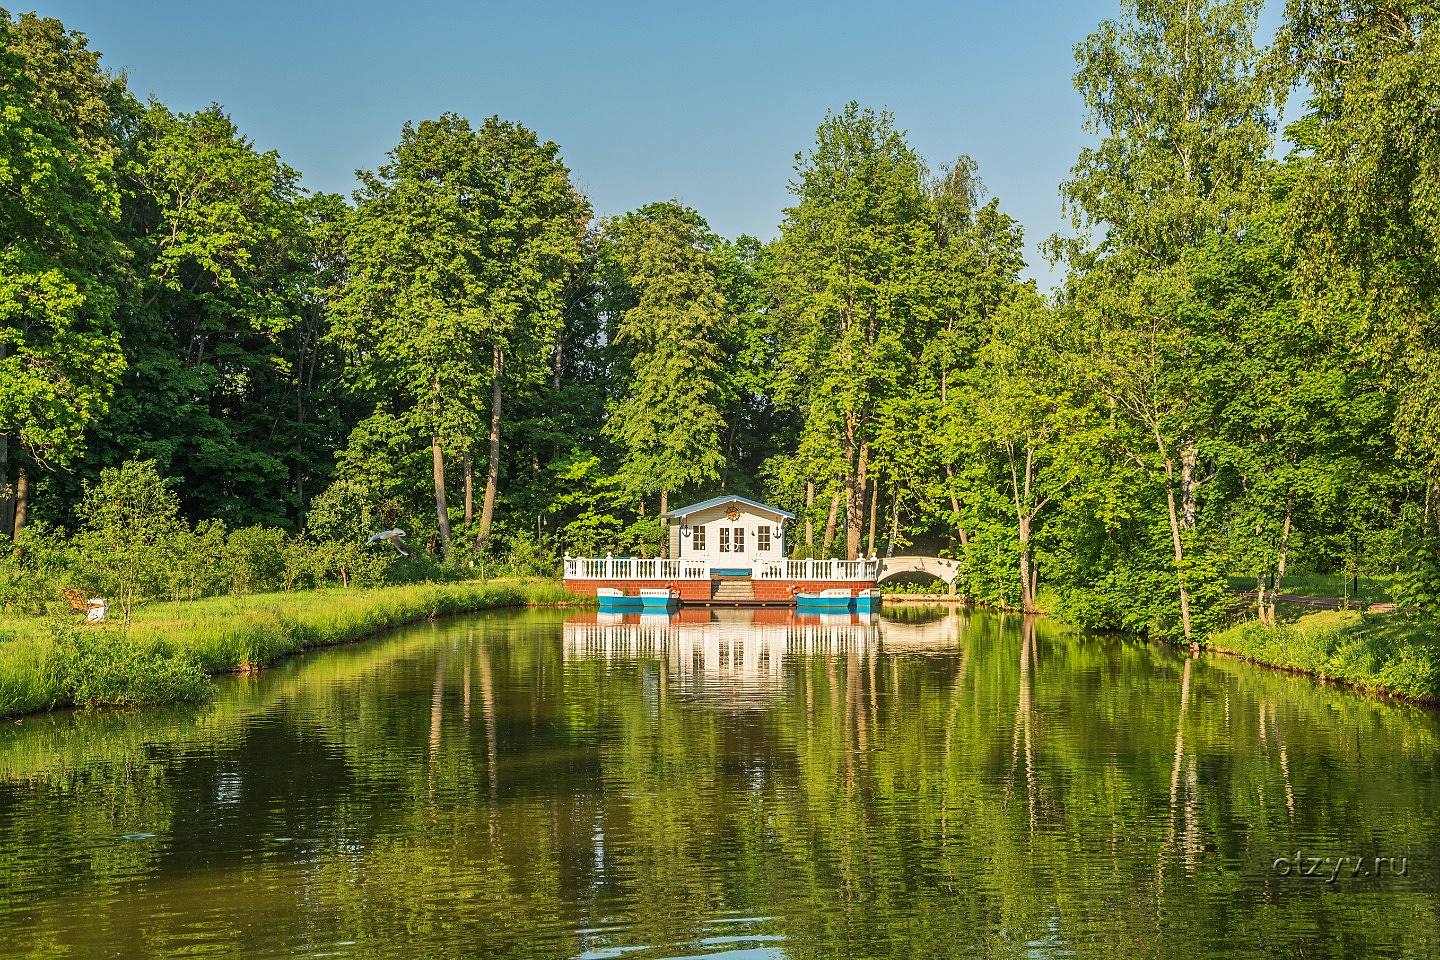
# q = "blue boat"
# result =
<box><xmin>795</xmin><ymin>587</ymin><xmax>880</xmax><ymax>614</ymax></box>
<box><xmin>596</xmin><ymin>587</ymin><xmax>643</xmax><ymax>612</ymax></box>
<box><xmin>639</xmin><ymin>587</ymin><xmax>678</xmax><ymax>611</ymax></box>
<box><xmin>598</xmin><ymin>586</ymin><xmax>677</xmax><ymax>612</ymax></box>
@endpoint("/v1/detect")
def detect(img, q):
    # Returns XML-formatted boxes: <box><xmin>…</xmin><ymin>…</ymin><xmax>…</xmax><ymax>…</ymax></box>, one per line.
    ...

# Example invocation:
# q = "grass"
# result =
<box><xmin>1225</xmin><ymin>572</ymin><xmax>1395</xmax><ymax>606</ymax></box>
<box><xmin>0</xmin><ymin>578</ymin><xmax>581</xmax><ymax>718</ymax></box>
<box><xmin>1207</xmin><ymin>609</ymin><xmax>1440</xmax><ymax>702</ymax></box>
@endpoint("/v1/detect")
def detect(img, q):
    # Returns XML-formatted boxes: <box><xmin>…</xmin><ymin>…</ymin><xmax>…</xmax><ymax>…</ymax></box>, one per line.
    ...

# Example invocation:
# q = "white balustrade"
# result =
<box><xmin>566</xmin><ymin>553</ymin><xmax>880</xmax><ymax>581</ymax></box>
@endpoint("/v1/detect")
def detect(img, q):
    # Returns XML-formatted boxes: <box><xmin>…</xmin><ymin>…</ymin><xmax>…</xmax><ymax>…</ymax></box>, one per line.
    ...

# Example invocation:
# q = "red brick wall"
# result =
<box><xmin>564</xmin><ymin>579</ymin><xmax>713</xmax><ymax>601</ymax></box>
<box><xmin>752</xmin><ymin>579</ymin><xmax>875</xmax><ymax>601</ymax></box>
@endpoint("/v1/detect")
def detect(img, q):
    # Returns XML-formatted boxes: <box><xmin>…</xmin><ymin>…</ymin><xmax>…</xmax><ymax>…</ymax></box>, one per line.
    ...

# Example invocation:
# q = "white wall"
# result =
<box><xmin>673</xmin><ymin>503</ymin><xmax>786</xmax><ymax>568</ymax></box>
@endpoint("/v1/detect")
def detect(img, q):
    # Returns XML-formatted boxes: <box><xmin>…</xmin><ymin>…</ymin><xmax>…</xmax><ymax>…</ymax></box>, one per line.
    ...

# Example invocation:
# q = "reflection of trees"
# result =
<box><xmin>0</xmin><ymin>609</ymin><xmax>1437</xmax><ymax>958</ymax></box>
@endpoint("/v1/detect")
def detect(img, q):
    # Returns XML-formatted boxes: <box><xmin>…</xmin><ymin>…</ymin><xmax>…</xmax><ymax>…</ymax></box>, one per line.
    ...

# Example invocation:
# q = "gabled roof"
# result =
<box><xmin>665</xmin><ymin>494</ymin><xmax>796</xmax><ymax>521</ymax></box>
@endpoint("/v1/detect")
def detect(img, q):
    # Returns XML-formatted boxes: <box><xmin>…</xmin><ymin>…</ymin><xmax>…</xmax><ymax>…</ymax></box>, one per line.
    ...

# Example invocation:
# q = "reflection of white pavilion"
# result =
<box><xmin>562</xmin><ymin>608</ymin><xmax>885</xmax><ymax>707</ymax></box>
<box><xmin>562</xmin><ymin>607</ymin><xmax>968</xmax><ymax>711</ymax></box>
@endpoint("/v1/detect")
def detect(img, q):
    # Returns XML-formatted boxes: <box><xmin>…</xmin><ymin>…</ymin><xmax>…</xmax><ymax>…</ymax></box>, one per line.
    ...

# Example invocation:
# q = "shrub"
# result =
<box><xmin>50</xmin><ymin>624</ymin><xmax>210</xmax><ymax>708</ymax></box>
<box><xmin>0</xmin><ymin>523</ymin><xmax>72</xmax><ymax>616</ymax></box>
<box><xmin>222</xmin><ymin>525</ymin><xmax>289</xmax><ymax>594</ymax></box>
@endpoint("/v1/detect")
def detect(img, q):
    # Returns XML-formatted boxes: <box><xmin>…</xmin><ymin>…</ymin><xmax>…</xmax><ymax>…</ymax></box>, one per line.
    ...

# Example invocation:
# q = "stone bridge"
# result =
<box><xmin>876</xmin><ymin>555</ymin><xmax>961</xmax><ymax>588</ymax></box>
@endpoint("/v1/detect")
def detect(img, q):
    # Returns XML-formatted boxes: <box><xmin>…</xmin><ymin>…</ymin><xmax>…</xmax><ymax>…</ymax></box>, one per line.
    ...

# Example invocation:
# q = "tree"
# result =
<box><xmin>0</xmin><ymin>10</ymin><xmax>127</xmax><ymax>537</ymax></box>
<box><xmin>772</xmin><ymin>103</ymin><xmax>936</xmax><ymax>559</ymax></box>
<box><xmin>71</xmin><ymin>460</ymin><xmax>185</xmax><ymax>626</ymax></box>
<box><xmin>1058</xmin><ymin>0</ymin><xmax>1273</xmax><ymax>639</ymax></box>
<box><xmin>961</xmin><ymin>293</ymin><xmax>1095</xmax><ymax>611</ymax></box>
<box><xmin>1278</xmin><ymin>0</ymin><xmax>1440</xmax><ymax>604</ymax></box>
<box><xmin>600</xmin><ymin>202</ymin><xmax>728</xmax><ymax>544</ymax></box>
<box><xmin>333</xmin><ymin>114</ymin><xmax>588</xmax><ymax>557</ymax></box>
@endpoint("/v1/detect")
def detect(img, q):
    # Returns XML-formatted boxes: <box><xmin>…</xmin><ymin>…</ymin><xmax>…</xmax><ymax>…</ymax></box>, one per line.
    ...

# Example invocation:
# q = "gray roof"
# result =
<box><xmin>664</xmin><ymin>494</ymin><xmax>796</xmax><ymax>520</ymax></box>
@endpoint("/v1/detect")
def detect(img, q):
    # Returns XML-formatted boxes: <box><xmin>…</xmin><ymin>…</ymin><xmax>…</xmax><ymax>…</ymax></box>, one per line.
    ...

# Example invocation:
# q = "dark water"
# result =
<box><xmin>1</xmin><ymin>606</ymin><xmax>1438</xmax><ymax>959</ymax></box>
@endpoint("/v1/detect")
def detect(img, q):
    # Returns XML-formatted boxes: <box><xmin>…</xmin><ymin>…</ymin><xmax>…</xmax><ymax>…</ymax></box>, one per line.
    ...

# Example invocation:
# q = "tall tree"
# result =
<box><xmin>333</xmin><ymin>114</ymin><xmax>587</xmax><ymax>557</ymax></box>
<box><xmin>600</xmin><ymin>202</ymin><xmax>728</xmax><ymax>542</ymax></box>
<box><xmin>772</xmin><ymin>103</ymin><xmax>936</xmax><ymax>559</ymax></box>
<box><xmin>1059</xmin><ymin>0</ymin><xmax>1273</xmax><ymax>639</ymax></box>
<box><xmin>1278</xmin><ymin>1</ymin><xmax>1440</xmax><ymax>602</ymax></box>
<box><xmin>0</xmin><ymin>10</ymin><xmax>127</xmax><ymax>536</ymax></box>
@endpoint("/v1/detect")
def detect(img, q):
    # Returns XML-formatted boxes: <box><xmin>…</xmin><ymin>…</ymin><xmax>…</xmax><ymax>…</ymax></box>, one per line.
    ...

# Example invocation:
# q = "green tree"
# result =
<box><xmin>1059</xmin><ymin>0</ymin><xmax>1274</xmax><ymax>639</ymax></box>
<box><xmin>70</xmin><ymin>460</ymin><xmax>185</xmax><ymax>626</ymax></box>
<box><xmin>600</xmin><ymin>202</ymin><xmax>728</xmax><ymax>548</ymax></box>
<box><xmin>333</xmin><ymin>114</ymin><xmax>588</xmax><ymax>558</ymax></box>
<box><xmin>0</xmin><ymin>10</ymin><xmax>127</xmax><ymax>537</ymax></box>
<box><xmin>90</xmin><ymin>103</ymin><xmax>338</xmax><ymax>527</ymax></box>
<box><xmin>1278</xmin><ymin>0</ymin><xmax>1440</xmax><ymax>605</ymax></box>
<box><xmin>772</xmin><ymin>103</ymin><xmax>936</xmax><ymax>559</ymax></box>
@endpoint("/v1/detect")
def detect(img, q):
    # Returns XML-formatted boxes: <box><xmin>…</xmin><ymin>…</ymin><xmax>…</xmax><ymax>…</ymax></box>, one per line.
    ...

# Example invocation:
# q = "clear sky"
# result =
<box><xmin>32</xmin><ymin>0</ymin><xmax>1283</xmax><ymax>289</ymax></box>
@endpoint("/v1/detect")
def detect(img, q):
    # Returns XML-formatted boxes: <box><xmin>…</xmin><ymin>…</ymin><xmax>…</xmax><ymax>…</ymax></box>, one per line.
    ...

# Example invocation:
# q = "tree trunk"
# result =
<box><xmin>0</xmin><ymin>443</ymin><xmax>10</xmax><ymax>540</ymax></box>
<box><xmin>463</xmin><ymin>452</ymin><xmax>474</xmax><ymax>526</ymax></box>
<box><xmin>805</xmin><ymin>481</ymin><xmax>815</xmax><ymax>550</ymax></box>
<box><xmin>1164</xmin><ymin>476</ymin><xmax>1193</xmax><ymax>641</ymax></box>
<box><xmin>477</xmin><ymin>348</ymin><xmax>503</xmax><ymax>548</ymax></box>
<box><xmin>11</xmin><ymin>467</ymin><xmax>27</xmax><ymax>539</ymax></box>
<box><xmin>432</xmin><ymin>436</ymin><xmax>451</xmax><ymax>558</ymax></box>
<box><xmin>885</xmin><ymin>487</ymin><xmax>900</xmax><ymax>558</ymax></box>
<box><xmin>0</xmin><ymin>341</ymin><xmax>11</xmax><ymax>539</ymax></box>
<box><xmin>866</xmin><ymin>476</ymin><xmax>879</xmax><ymax>556</ymax></box>
<box><xmin>944</xmin><ymin>463</ymin><xmax>971</xmax><ymax>555</ymax></box>
<box><xmin>823</xmin><ymin>490</ymin><xmax>841</xmax><ymax>556</ymax></box>
<box><xmin>847</xmin><ymin>442</ymin><xmax>869</xmax><ymax>560</ymax></box>
<box><xmin>1270</xmin><ymin>496</ymin><xmax>1293</xmax><ymax>624</ymax></box>
<box><xmin>659</xmin><ymin>489</ymin><xmax>669</xmax><ymax>559</ymax></box>
<box><xmin>1180</xmin><ymin>441</ymin><xmax>1199</xmax><ymax>530</ymax></box>
<box><xmin>1018</xmin><ymin>516</ymin><xmax>1034</xmax><ymax>613</ymax></box>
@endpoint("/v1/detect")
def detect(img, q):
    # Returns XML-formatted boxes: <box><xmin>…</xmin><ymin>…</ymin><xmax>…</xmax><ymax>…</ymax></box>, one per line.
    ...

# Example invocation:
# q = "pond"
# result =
<box><xmin>0</xmin><ymin>607</ymin><xmax>1436</xmax><ymax>958</ymax></box>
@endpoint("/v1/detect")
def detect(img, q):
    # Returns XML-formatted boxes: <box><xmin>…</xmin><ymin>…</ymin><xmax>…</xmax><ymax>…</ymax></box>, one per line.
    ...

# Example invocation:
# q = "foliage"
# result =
<box><xmin>600</xmin><ymin>202</ymin><xmax>728</xmax><ymax>504</ymax></box>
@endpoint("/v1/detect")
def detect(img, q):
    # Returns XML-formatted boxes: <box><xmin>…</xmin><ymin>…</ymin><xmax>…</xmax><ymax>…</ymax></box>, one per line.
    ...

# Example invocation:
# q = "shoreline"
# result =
<box><xmin>0</xmin><ymin>579</ymin><xmax>587</xmax><ymax>719</ymax></box>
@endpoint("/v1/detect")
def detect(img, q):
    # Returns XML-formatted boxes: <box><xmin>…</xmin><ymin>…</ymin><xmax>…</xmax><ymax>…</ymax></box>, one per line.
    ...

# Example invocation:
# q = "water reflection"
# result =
<box><xmin>0</xmin><ymin>607</ymin><xmax>1436</xmax><ymax>959</ymax></box>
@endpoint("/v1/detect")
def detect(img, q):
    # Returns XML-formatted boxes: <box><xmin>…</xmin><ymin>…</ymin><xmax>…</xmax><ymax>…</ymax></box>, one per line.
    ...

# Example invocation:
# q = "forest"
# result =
<box><xmin>3</xmin><ymin>0</ymin><xmax>1440</xmax><ymax>644</ymax></box>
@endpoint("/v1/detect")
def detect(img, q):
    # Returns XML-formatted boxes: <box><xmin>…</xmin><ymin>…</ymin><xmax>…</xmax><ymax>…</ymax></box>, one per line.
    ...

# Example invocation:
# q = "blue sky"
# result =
<box><xmin>35</xmin><ymin>1</ymin><xmax>1284</xmax><ymax>289</ymax></box>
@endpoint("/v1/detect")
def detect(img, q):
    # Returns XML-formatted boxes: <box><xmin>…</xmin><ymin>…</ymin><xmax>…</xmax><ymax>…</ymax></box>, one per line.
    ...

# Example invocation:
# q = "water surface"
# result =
<box><xmin>1</xmin><ymin>607</ymin><xmax>1437</xmax><ymax>958</ymax></box>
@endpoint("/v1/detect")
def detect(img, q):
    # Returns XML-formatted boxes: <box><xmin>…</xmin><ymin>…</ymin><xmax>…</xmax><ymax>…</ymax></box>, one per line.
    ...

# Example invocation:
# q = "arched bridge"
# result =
<box><xmin>876</xmin><ymin>555</ymin><xmax>961</xmax><ymax>587</ymax></box>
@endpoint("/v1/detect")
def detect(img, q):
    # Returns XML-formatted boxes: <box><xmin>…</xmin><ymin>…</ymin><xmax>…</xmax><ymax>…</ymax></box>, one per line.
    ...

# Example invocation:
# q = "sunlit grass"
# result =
<box><xmin>1224</xmin><ymin>572</ymin><xmax>1395</xmax><ymax>605</ymax></box>
<box><xmin>1208</xmin><ymin>609</ymin><xmax>1440</xmax><ymax>701</ymax></box>
<box><xmin>0</xmin><ymin>579</ymin><xmax>580</xmax><ymax>717</ymax></box>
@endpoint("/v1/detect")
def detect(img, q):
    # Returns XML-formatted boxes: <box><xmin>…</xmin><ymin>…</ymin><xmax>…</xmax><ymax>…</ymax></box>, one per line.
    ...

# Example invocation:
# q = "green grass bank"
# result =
<box><xmin>0</xmin><ymin>579</ymin><xmax>581</xmax><ymax>718</ymax></box>
<box><xmin>1208</xmin><ymin>610</ymin><xmax>1440</xmax><ymax>702</ymax></box>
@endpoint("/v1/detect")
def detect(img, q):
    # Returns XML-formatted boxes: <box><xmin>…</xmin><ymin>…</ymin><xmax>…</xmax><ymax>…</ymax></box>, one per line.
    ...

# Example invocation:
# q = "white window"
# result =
<box><xmin>718</xmin><ymin>527</ymin><xmax>731</xmax><ymax>553</ymax></box>
<box><xmin>733</xmin><ymin>527</ymin><xmax>745</xmax><ymax>552</ymax></box>
<box><xmin>692</xmin><ymin>525</ymin><xmax>706</xmax><ymax>551</ymax></box>
<box><xmin>757</xmin><ymin>527</ymin><xmax>771</xmax><ymax>552</ymax></box>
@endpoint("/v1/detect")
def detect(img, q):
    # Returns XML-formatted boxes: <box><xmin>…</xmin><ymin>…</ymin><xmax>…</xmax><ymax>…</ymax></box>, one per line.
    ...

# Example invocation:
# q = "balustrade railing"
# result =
<box><xmin>565</xmin><ymin>554</ymin><xmax>880</xmax><ymax>581</ymax></box>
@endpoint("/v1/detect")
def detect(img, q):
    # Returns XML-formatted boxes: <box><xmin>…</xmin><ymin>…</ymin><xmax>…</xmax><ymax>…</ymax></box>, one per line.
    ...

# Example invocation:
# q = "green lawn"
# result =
<box><xmin>1208</xmin><ymin>609</ymin><xmax>1440</xmax><ymax>702</ymax></box>
<box><xmin>1226</xmin><ymin>572</ymin><xmax>1395</xmax><ymax>606</ymax></box>
<box><xmin>0</xmin><ymin>579</ymin><xmax>581</xmax><ymax>718</ymax></box>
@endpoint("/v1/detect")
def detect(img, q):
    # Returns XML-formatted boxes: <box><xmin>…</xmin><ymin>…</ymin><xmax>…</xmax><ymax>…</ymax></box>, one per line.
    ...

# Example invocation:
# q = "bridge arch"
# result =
<box><xmin>875</xmin><ymin>555</ymin><xmax>961</xmax><ymax>587</ymax></box>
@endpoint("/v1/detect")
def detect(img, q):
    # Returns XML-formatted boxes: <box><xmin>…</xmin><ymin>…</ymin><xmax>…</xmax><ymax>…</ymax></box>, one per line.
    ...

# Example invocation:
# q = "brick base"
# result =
<box><xmin>751</xmin><ymin>580</ymin><xmax>876</xmax><ymax>602</ymax></box>
<box><xmin>564</xmin><ymin>578</ymin><xmax>877</xmax><ymax>604</ymax></box>
<box><xmin>564</xmin><ymin>579</ymin><xmax>714</xmax><ymax>602</ymax></box>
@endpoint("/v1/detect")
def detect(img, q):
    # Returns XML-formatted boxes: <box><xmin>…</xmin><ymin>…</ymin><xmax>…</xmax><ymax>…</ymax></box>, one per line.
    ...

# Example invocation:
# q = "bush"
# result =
<box><xmin>50</xmin><ymin>624</ymin><xmax>210</xmax><ymax>708</ymax></box>
<box><xmin>222</xmin><ymin>525</ymin><xmax>289</xmax><ymax>594</ymax></box>
<box><xmin>0</xmin><ymin>523</ymin><xmax>72</xmax><ymax>616</ymax></box>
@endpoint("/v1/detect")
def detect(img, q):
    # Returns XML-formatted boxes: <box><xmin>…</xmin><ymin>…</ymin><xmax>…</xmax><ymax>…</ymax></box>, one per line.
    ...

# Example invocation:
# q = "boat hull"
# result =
<box><xmin>795</xmin><ymin>588</ymin><xmax>880</xmax><ymax>614</ymax></box>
